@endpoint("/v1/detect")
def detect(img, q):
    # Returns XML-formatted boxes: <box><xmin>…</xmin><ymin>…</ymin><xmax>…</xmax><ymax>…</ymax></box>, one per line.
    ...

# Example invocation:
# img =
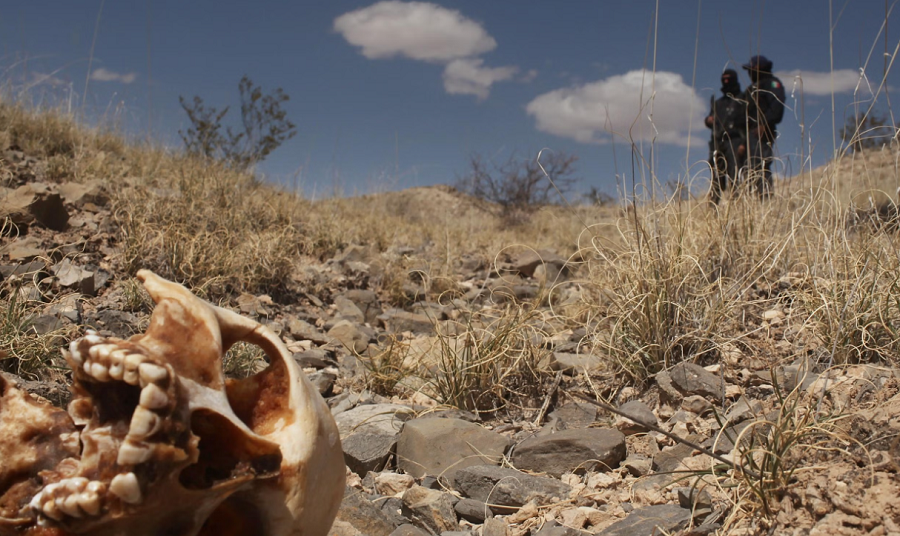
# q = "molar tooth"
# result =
<box><xmin>93</xmin><ymin>344</ymin><xmax>114</xmax><ymax>360</ymax></box>
<box><xmin>138</xmin><ymin>362</ymin><xmax>168</xmax><ymax>386</ymax></box>
<box><xmin>109</xmin><ymin>473</ymin><xmax>142</xmax><ymax>504</ymax></box>
<box><xmin>41</xmin><ymin>499</ymin><xmax>63</xmax><ymax>521</ymax></box>
<box><xmin>117</xmin><ymin>440</ymin><xmax>152</xmax><ymax>465</ymax></box>
<box><xmin>129</xmin><ymin>406</ymin><xmax>161</xmax><ymax>439</ymax></box>
<box><xmin>109</xmin><ymin>360</ymin><xmax>124</xmax><ymax>380</ymax></box>
<box><xmin>59</xmin><ymin>495</ymin><xmax>83</xmax><ymax>518</ymax></box>
<box><xmin>139</xmin><ymin>383</ymin><xmax>168</xmax><ymax>409</ymax></box>
<box><xmin>123</xmin><ymin>354</ymin><xmax>143</xmax><ymax>385</ymax></box>
<box><xmin>87</xmin><ymin>481</ymin><xmax>105</xmax><ymax>495</ymax></box>
<box><xmin>63</xmin><ymin>477</ymin><xmax>88</xmax><ymax>493</ymax></box>
<box><xmin>77</xmin><ymin>492</ymin><xmax>101</xmax><ymax>516</ymax></box>
<box><xmin>90</xmin><ymin>362</ymin><xmax>110</xmax><ymax>382</ymax></box>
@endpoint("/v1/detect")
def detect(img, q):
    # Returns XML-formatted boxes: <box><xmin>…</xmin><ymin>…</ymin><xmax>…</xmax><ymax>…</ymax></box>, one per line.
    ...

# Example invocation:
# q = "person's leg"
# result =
<box><xmin>747</xmin><ymin>136</ymin><xmax>767</xmax><ymax>198</ymax></box>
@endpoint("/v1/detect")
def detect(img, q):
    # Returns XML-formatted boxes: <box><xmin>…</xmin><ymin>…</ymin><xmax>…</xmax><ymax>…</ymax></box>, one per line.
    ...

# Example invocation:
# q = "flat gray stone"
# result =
<box><xmin>336</xmin><ymin>403</ymin><xmax>415</xmax><ymax>475</ymax></box>
<box><xmin>652</xmin><ymin>438</ymin><xmax>700</xmax><ymax>473</ymax></box>
<box><xmin>341</xmin><ymin>431</ymin><xmax>396</xmax><ymax>475</ymax></box>
<box><xmin>328</xmin><ymin>320</ymin><xmax>370</xmax><ymax>353</ymax></box>
<box><xmin>598</xmin><ymin>504</ymin><xmax>691</xmax><ymax>536</ymax></box>
<box><xmin>665</xmin><ymin>362</ymin><xmax>724</xmax><ymax>401</ymax></box>
<box><xmin>334</xmin><ymin>486</ymin><xmax>398</xmax><ymax>536</ymax></box>
<box><xmin>287</xmin><ymin>317</ymin><xmax>332</xmax><ymax>345</ymax></box>
<box><xmin>454</xmin><ymin>498</ymin><xmax>491</xmax><ymax>523</ymax></box>
<box><xmin>724</xmin><ymin>396</ymin><xmax>761</xmax><ymax>424</ymax></box>
<box><xmin>51</xmin><ymin>259</ymin><xmax>94</xmax><ymax>295</ymax></box>
<box><xmin>615</xmin><ymin>401</ymin><xmax>656</xmax><ymax>435</ymax></box>
<box><xmin>397</xmin><ymin>418</ymin><xmax>510</xmax><ymax>481</ymax></box>
<box><xmin>380</xmin><ymin>310</ymin><xmax>436</xmax><ymax>335</ymax></box>
<box><xmin>453</xmin><ymin>465</ymin><xmax>571</xmax><ymax>509</ymax></box>
<box><xmin>401</xmin><ymin>486</ymin><xmax>459</xmax><ymax>534</ymax></box>
<box><xmin>58</xmin><ymin>180</ymin><xmax>108</xmax><ymax>207</ymax></box>
<box><xmin>335</xmin><ymin>403</ymin><xmax>414</xmax><ymax>437</ymax></box>
<box><xmin>511</xmin><ymin>249</ymin><xmax>567</xmax><ymax>278</ymax></box>
<box><xmin>511</xmin><ymin>428</ymin><xmax>626</xmax><ymax>476</ymax></box>
<box><xmin>0</xmin><ymin>260</ymin><xmax>47</xmax><ymax>279</ymax></box>
<box><xmin>343</xmin><ymin>289</ymin><xmax>381</xmax><ymax>324</ymax></box>
<box><xmin>335</xmin><ymin>295</ymin><xmax>366</xmax><ymax>323</ymax></box>
<box><xmin>548</xmin><ymin>402</ymin><xmax>597</xmax><ymax>429</ymax></box>
<box><xmin>3</xmin><ymin>237</ymin><xmax>45</xmax><ymax>261</ymax></box>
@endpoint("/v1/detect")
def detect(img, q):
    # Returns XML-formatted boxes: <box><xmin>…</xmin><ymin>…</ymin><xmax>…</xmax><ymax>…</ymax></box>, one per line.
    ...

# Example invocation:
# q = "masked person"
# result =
<box><xmin>704</xmin><ymin>69</ymin><xmax>747</xmax><ymax>204</ymax></box>
<box><xmin>742</xmin><ymin>55</ymin><xmax>785</xmax><ymax>199</ymax></box>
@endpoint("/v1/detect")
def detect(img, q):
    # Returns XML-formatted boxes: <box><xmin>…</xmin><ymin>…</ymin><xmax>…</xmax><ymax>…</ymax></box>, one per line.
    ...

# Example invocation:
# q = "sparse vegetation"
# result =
<box><xmin>458</xmin><ymin>150</ymin><xmax>579</xmax><ymax>225</ymax></box>
<box><xmin>179</xmin><ymin>75</ymin><xmax>297</xmax><ymax>170</ymax></box>
<box><xmin>840</xmin><ymin>110</ymin><xmax>895</xmax><ymax>153</ymax></box>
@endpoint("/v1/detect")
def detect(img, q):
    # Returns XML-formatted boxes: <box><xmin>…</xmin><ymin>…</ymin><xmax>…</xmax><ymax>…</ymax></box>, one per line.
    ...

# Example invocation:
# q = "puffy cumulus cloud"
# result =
<box><xmin>526</xmin><ymin>70</ymin><xmax>705</xmax><ymax>146</ymax></box>
<box><xmin>334</xmin><ymin>1</ymin><xmax>496</xmax><ymax>62</ymax></box>
<box><xmin>776</xmin><ymin>69</ymin><xmax>864</xmax><ymax>96</ymax></box>
<box><xmin>442</xmin><ymin>58</ymin><xmax>518</xmax><ymax>100</ymax></box>
<box><xmin>90</xmin><ymin>68</ymin><xmax>137</xmax><ymax>84</ymax></box>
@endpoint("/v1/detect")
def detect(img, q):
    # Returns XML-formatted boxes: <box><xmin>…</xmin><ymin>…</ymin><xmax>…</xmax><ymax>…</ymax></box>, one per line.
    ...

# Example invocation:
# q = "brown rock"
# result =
<box><xmin>0</xmin><ymin>183</ymin><xmax>69</xmax><ymax>231</ymax></box>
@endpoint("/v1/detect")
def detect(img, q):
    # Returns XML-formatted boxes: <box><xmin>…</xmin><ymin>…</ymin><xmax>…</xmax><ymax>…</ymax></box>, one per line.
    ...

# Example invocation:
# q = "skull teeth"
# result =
<box><xmin>138</xmin><ymin>362</ymin><xmax>169</xmax><ymax>386</ymax></box>
<box><xmin>77</xmin><ymin>491</ymin><xmax>101</xmax><ymax>516</ymax></box>
<box><xmin>123</xmin><ymin>353</ymin><xmax>144</xmax><ymax>385</ymax></box>
<box><xmin>109</xmin><ymin>473</ymin><xmax>142</xmax><ymax>505</ymax></box>
<box><xmin>117</xmin><ymin>439</ymin><xmax>153</xmax><ymax>465</ymax></box>
<box><xmin>128</xmin><ymin>406</ymin><xmax>161</xmax><ymax>439</ymax></box>
<box><xmin>139</xmin><ymin>383</ymin><xmax>169</xmax><ymax>410</ymax></box>
<box><xmin>30</xmin><ymin>478</ymin><xmax>106</xmax><ymax>522</ymax></box>
<box><xmin>89</xmin><ymin>362</ymin><xmax>110</xmax><ymax>382</ymax></box>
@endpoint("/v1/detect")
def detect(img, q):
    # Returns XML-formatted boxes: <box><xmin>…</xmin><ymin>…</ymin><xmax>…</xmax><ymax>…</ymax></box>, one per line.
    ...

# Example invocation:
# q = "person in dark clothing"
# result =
<box><xmin>742</xmin><ymin>55</ymin><xmax>785</xmax><ymax>198</ymax></box>
<box><xmin>704</xmin><ymin>69</ymin><xmax>747</xmax><ymax>204</ymax></box>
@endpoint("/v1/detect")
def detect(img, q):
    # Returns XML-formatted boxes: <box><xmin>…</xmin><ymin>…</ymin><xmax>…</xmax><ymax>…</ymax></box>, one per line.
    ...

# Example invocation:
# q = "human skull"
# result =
<box><xmin>0</xmin><ymin>270</ymin><xmax>345</xmax><ymax>535</ymax></box>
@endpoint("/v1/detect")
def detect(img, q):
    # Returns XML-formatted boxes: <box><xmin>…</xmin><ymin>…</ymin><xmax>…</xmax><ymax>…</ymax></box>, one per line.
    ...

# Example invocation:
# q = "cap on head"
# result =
<box><xmin>742</xmin><ymin>55</ymin><xmax>773</xmax><ymax>72</ymax></box>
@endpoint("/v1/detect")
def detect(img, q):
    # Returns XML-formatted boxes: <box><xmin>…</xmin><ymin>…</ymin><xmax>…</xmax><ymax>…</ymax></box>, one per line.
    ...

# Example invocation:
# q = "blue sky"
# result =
<box><xmin>2</xmin><ymin>1</ymin><xmax>898</xmax><ymax>199</ymax></box>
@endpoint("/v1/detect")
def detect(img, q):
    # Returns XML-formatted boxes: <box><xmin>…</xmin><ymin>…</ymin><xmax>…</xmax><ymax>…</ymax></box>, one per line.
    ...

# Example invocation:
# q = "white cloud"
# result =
<box><xmin>90</xmin><ymin>68</ymin><xmax>137</xmax><ymax>84</ymax></box>
<box><xmin>775</xmin><ymin>69</ymin><xmax>863</xmax><ymax>96</ymax></box>
<box><xmin>526</xmin><ymin>70</ymin><xmax>705</xmax><ymax>146</ymax></box>
<box><xmin>334</xmin><ymin>1</ymin><xmax>496</xmax><ymax>62</ymax></box>
<box><xmin>442</xmin><ymin>58</ymin><xmax>517</xmax><ymax>100</ymax></box>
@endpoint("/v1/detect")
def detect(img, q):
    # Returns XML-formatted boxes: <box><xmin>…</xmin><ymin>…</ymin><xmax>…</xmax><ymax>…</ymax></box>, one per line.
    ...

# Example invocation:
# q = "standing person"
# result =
<box><xmin>704</xmin><ymin>69</ymin><xmax>747</xmax><ymax>204</ymax></box>
<box><xmin>742</xmin><ymin>55</ymin><xmax>785</xmax><ymax>198</ymax></box>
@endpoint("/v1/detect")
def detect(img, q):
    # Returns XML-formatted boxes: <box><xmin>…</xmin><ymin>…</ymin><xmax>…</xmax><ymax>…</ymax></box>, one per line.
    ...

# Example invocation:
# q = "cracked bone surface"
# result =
<box><xmin>0</xmin><ymin>270</ymin><xmax>345</xmax><ymax>536</ymax></box>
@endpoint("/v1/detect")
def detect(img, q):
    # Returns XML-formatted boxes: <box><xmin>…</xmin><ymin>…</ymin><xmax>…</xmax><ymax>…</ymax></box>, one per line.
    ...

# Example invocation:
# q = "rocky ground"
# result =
<box><xmin>0</xmin><ymin>142</ymin><xmax>898</xmax><ymax>536</ymax></box>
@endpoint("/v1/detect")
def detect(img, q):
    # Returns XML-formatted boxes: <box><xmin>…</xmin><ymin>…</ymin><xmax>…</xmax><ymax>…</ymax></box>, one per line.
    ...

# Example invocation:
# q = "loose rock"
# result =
<box><xmin>512</xmin><ymin>428</ymin><xmax>626</xmax><ymax>477</ymax></box>
<box><xmin>397</xmin><ymin>417</ymin><xmax>510</xmax><ymax>481</ymax></box>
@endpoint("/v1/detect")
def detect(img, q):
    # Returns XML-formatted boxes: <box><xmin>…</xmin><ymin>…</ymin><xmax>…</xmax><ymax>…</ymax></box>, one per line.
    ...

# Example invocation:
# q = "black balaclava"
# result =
<box><xmin>721</xmin><ymin>69</ymin><xmax>741</xmax><ymax>96</ymax></box>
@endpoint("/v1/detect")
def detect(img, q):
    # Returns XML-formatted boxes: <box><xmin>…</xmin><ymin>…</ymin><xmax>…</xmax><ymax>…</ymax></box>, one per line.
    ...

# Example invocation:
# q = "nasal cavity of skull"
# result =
<box><xmin>178</xmin><ymin>409</ymin><xmax>282</xmax><ymax>490</ymax></box>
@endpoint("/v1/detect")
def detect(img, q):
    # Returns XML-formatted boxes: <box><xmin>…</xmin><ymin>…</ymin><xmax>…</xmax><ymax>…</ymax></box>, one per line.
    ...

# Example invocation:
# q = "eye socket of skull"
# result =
<box><xmin>179</xmin><ymin>409</ymin><xmax>282</xmax><ymax>490</ymax></box>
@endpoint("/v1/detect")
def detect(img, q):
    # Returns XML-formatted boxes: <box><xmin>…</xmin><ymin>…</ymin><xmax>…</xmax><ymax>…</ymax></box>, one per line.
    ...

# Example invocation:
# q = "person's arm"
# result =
<box><xmin>762</xmin><ymin>80</ymin><xmax>786</xmax><ymax>128</ymax></box>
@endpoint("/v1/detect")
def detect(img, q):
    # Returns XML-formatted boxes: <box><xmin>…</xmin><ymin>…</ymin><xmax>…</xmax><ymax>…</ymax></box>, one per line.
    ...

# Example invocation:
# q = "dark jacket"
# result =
<box><xmin>709</xmin><ymin>94</ymin><xmax>747</xmax><ymax>143</ymax></box>
<box><xmin>744</xmin><ymin>74</ymin><xmax>786</xmax><ymax>140</ymax></box>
